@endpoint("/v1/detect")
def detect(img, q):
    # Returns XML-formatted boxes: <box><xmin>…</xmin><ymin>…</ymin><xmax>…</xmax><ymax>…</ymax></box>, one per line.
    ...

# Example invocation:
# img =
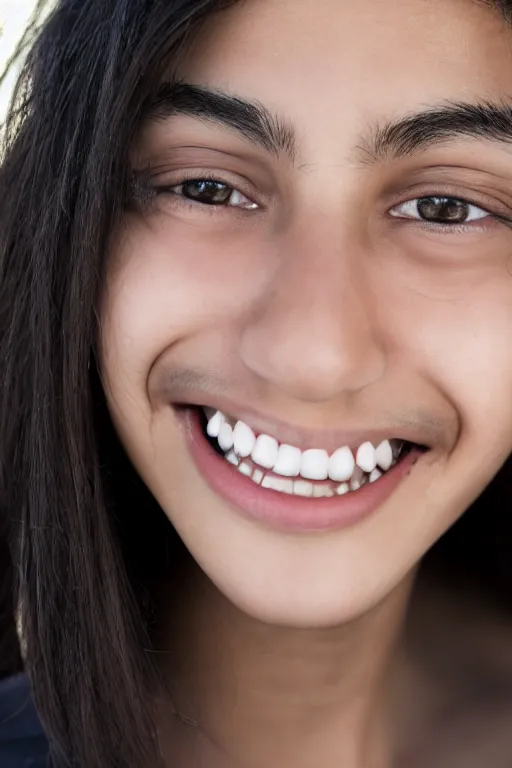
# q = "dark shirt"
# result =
<box><xmin>0</xmin><ymin>674</ymin><xmax>51</xmax><ymax>767</ymax></box>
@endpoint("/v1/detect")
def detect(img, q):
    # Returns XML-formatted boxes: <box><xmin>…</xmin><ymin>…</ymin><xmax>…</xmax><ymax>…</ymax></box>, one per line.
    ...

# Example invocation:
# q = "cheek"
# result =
<box><xmin>440</xmin><ymin>302</ymin><xmax>512</xmax><ymax>441</ymax></box>
<box><xmin>99</xmin><ymin>215</ymin><xmax>269</xmax><ymax>398</ymax></box>
<box><xmin>392</xmin><ymin>275</ymin><xmax>512</xmax><ymax>459</ymax></box>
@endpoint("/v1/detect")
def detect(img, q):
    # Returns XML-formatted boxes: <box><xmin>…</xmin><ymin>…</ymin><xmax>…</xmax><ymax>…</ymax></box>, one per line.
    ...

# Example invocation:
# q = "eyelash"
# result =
<box><xmin>149</xmin><ymin>173</ymin><xmax>512</xmax><ymax>231</ymax></box>
<box><xmin>388</xmin><ymin>194</ymin><xmax>512</xmax><ymax>232</ymax></box>
<box><xmin>152</xmin><ymin>172</ymin><xmax>260</xmax><ymax>212</ymax></box>
<box><xmin>390</xmin><ymin>198</ymin><xmax>490</xmax><ymax>231</ymax></box>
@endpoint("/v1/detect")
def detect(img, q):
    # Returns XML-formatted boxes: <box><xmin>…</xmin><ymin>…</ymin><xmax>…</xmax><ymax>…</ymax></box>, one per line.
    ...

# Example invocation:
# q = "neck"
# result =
<box><xmin>155</xmin><ymin>557</ymin><xmax>414</xmax><ymax>768</ymax></box>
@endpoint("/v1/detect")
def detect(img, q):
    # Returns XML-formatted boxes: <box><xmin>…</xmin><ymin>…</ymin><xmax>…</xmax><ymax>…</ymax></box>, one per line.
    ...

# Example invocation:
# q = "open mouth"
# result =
<box><xmin>198</xmin><ymin>407</ymin><xmax>422</xmax><ymax>499</ymax></box>
<box><xmin>179</xmin><ymin>404</ymin><xmax>427</xmax><ymax>531</ymax></box>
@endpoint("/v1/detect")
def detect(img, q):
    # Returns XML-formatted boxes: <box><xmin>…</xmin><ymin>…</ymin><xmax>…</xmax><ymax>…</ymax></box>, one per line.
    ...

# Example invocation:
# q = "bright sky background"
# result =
<box><xmin>0</xmin><ymin>0</ymin><xmax>42</xmax><ymax>119</ymax></box>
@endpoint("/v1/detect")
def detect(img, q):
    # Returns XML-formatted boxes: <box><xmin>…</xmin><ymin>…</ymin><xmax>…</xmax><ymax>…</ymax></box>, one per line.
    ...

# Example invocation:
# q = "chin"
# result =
<box><xmin>124</xmin><ymin>404</ymin><xmax>491</xmax><ymax>631</ymax></box>
<box><xmin>161</xmin><ymin>486</ymin><xmax>418</xmax><ymax>629</ymax></box>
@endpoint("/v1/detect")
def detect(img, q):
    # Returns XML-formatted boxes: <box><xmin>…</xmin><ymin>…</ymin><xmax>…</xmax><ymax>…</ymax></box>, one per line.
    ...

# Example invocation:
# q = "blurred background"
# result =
<box><xmin>0</xmin><ymin>0</ymin><xmax>53</xmax><ymax>120</ymax></box>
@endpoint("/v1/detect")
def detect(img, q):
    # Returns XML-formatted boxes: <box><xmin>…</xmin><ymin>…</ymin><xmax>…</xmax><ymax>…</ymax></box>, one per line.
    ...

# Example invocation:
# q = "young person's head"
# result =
<box><xmin>3</xmin><ymin>0</ymin><xmax>512</xmax><ymax>765</ymax></box>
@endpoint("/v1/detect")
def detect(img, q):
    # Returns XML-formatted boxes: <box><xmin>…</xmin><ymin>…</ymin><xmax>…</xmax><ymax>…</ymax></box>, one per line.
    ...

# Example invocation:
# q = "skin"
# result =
<box><xmin>100</xmin><ymin>0</ymin><xmax>512</xmax><ymax>764</ymax></box>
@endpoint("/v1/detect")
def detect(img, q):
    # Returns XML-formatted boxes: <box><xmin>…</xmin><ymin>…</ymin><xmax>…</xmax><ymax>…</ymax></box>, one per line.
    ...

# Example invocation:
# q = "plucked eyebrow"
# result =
<box><xmin>142</xmin><ymin>82</ymin><xmax>297</xmax><ymax>160</ymax></box>
<box><xmin>141</xmin><ymin>84</ymin><xmax>512</xmax><ymax>163</ymax></box>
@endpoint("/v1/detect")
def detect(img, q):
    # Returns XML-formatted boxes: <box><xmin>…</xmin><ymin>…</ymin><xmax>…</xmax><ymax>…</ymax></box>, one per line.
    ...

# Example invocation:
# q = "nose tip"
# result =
<box><xmin>240</xmin><ymin>301</ymin><xmax>387</xmax><ymax>403</ymax></box>
<box><xmin>239</xmin><ymin>221</ymin><xmax>388</xmax><ymax>404</ymax></box>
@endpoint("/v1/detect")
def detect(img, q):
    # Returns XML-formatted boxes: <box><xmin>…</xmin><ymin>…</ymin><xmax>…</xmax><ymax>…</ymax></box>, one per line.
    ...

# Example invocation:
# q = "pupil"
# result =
<box><xmin>417</xmin><ymin>196</ymin><xmax>468</xmax><ymax>223</ymax></box>
<box><xmin>184</xmin><ymin>180</ymin><xmax>232</xmax><ymax>204</ymax></box>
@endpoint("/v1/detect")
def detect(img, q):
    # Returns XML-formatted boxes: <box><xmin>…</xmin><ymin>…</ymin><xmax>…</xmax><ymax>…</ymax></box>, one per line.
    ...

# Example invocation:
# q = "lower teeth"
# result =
<box><xmin>223</xmin><ymin>450</ymin><xmax>380</xmax><ymax>498</ymax></box>
<box><xmin>203</xmin><ymin>411</ymin><xmax>406</xmax><ymax>498</ymax></box>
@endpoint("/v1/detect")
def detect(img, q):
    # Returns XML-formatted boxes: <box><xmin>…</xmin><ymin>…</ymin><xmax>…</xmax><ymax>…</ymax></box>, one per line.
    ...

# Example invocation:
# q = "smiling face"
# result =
<box><xmin>100</xmin><ymin>0</ymin><xmax>512</xmax><ymax>626</ymax></box>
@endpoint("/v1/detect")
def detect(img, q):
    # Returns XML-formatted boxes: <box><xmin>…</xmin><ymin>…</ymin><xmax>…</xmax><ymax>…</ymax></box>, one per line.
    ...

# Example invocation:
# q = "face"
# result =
<box><xmin>100</xmin><ymin>0</ymin><xmax>512</xmax><ymax>627</ymax></box>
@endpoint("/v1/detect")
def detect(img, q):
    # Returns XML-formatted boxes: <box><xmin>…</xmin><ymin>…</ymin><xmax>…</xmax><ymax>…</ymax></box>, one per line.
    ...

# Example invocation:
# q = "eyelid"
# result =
<box><xmin>384</xmin><ymin>185</ymin><xmax>512</xmax><ymax>220</ymax></box>
<box><xmin>390</xmin><ymin>197</ymin><xmax>490</xmax><ymax>221</ymax></box>
<box><xmin>146</xmin><ymin>167</ymin><xmax>266</xmax><ymax>209</ymax></box>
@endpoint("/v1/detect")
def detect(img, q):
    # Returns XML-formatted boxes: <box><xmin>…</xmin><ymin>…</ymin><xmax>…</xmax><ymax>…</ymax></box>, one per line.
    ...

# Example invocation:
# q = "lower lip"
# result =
<box><xmin>182</xmin><ymin>408</ymin><xmax>422</xmax><ymax>533</ymax></box>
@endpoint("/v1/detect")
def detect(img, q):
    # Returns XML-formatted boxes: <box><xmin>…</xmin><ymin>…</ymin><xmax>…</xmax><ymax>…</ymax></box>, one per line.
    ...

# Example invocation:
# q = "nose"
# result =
<box><xmin>239</xmin><ymin>224</ymin><xmax>387</xmax><ymax>403</ymax></box>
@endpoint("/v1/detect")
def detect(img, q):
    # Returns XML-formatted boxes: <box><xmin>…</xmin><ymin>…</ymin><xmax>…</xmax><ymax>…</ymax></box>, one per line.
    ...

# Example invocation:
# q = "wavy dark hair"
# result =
<box><xmin>1</xmin><ymin>1</ymin><xmax>512</xmax><ymax>767</ymax></box>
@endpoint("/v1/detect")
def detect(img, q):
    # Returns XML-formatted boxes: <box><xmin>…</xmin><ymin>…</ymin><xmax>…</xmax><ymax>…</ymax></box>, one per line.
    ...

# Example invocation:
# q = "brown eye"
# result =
<box><xmin>391</xmin><ymin>196</ymin><xmax>489</xmax><ymax>224</ymax></box>
<box><xmin>170</xmin><ymin>178</ymin><xmax>258</xmax><ymax>209</ymax></box>
<box><xmin>417</xmin><ymin>197</ymin><xmax>472</xmax><ymax>223</ymax></box>
<box><xmin>181</xmin><ymin>180</ymin><xmax>233</xmax><ymax>205</ymax></box>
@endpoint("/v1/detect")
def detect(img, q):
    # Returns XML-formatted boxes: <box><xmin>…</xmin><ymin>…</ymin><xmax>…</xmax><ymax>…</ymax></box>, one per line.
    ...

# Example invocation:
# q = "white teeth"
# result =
<box><xmin>350</xmin><ymin>465</ymin><xmax>365</xmax><ymax>491</ymax></box>
<box><xmin>225</xmin><ymin>450</ymin><xmax>239</xmax><ymax>466</ymax></box>
<box><xmin>313</xmin><ymin>484</ymin><xmax>335</xmax><ymax>498</ymax></box>
<box><xmin>273</xmin><ymin>444</ymin><xmax>302</xmax><ymax>477</ymax></box>
<box><xmin>205</xmin><ymin>409</ymin><xmax>400</xmax><ymax>497</ymax></box>
<box><xmin>233</xmin><ymin>420</ymin><xmax>256</xmax><ymax>458</ymax></box>
<box><xmin>251</xmin><ymin>434</ymin><xmax>279</xmax><ymax>469</ymax></box>
<box><xmin>217</xmin><ymin>422</ymin><xmax>234</xmax><ymax>451</ymax></box>
<box><xmin>206</xmin><ymin>410</ymin><xmax>224</xmax><ymax>438</ymax></box>
<box><xmin>293</xmin><ymin>480</ymin><xmax>314</xmax><ymax>497</ymax></box>
<box><xmin>370</xmin><ymin>468</ymin><xmax>382</xmax><ymax>483</ymax></box>
<box><xmin>376</xmin><ymin>440</ymin><xmax>393</xmax><ymax>471</ymax></box>
<box><xmin>328</xmin><ymin>446</ymin><xmax>355</xmax><ymax>482</ymax></box>
<box><xmin>300</xmin><ymin>449</ymin><xmax>329</xmax><ymax>481</ymax></box>
<box><xmin>262</xmin><ymin>475</ymin><xmax>294</xmax><ymax>493</ymax></box>
<box><xmin>356</xmin><ymin>442</ymin><xmax>377</xmax><ymax>473</ymax></box>
<box><xmin>252</xmin><ymin>468</ymin><xmax>264</xmax><ymax>484</ymax></box>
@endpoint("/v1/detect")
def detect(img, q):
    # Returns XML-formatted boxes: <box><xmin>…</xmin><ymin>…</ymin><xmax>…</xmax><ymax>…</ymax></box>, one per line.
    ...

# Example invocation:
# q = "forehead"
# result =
<box><xmin>177</xmin><ymin>0</ymin><xmax>512</xmax><ymax>129</ymax></box>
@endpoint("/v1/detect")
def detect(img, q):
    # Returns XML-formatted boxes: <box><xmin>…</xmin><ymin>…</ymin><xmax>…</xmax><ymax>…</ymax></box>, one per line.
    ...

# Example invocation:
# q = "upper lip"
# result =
<box><xmin>176</xmin><ymin>396</ymin><xmax>435</xmax><ymax>454</ymax></box>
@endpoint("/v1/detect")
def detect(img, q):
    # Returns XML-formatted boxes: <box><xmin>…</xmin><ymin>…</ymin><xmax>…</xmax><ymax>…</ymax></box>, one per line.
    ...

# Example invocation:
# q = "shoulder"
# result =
<box><xmin>0</xmin><ymin>674</ymin><xmax>51</xmax><ymax>767</ymax></box>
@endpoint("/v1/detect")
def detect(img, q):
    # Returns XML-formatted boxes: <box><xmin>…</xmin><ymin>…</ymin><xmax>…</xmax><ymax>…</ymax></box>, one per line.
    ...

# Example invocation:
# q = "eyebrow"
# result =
<box><xmin>363</xmin><ymin>100</ymin><xmax>512</xmax><ymax>161</ymax></box>
<box><xmin>143</xmin><ymin>82</ymin><xmax>296</xmax><ymax>160</ymax></box>
<box><xmin>142</xmin><ymin>83</ymin><xmax>512</xmax><ymax>163</ymax></box>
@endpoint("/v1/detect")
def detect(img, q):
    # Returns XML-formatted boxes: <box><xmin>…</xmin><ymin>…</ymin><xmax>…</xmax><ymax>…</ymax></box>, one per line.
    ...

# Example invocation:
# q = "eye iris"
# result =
<box><xmin>183</xmin><ymin>180</ymin><xmax>232</xmax><ymax>204</ymax></box>
<box><xmin>417</xmin><ymin>196</ymin><xmax>469</xmax><ymax>223</ymax></box>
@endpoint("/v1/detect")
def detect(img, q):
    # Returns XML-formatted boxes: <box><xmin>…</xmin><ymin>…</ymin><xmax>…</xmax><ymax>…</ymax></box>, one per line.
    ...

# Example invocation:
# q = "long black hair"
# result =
<box><xmin>0</xmin><ymin>2</ymin><xmax>235</xmax><ymax>766</ymax></box>
<box><xmin>1</xmin><ymin>1</ymin><xmax>512</xmax><ymax>767</ymax></box>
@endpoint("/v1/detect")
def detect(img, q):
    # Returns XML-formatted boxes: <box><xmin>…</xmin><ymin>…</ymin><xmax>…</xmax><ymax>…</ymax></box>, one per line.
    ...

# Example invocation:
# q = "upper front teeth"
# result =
<box><xmin>355</xmin><ymin>441</ymin><xmax>377</xmax><ymax>474</ymax></box>
<box><xmin>301</xmin><ymin>449</ymin><xmax>329</xmax><ymax>481</ymax></box>
<box><xmin>252</xmin><ymin>434</ymin><xmax>279</xmax><ymax>469</ymax></box>
<box><xmin>328</xmin><ymin>446</ymin><xmax>355</xmax><ymax>482</ymax></box>
<box><xmin>233</xmin><ymin>420</ymin><xmax>256</xmax><ymax>458</ymax></box>
<box><xmin>206</xmin><ymin>410</ymin><xmax>399</xmax><ymax>481</ymax></box>
<box><xmin>273</xmin><ymin>444</ymin><xmax>302</xmax><ymax>476</ymax></box>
